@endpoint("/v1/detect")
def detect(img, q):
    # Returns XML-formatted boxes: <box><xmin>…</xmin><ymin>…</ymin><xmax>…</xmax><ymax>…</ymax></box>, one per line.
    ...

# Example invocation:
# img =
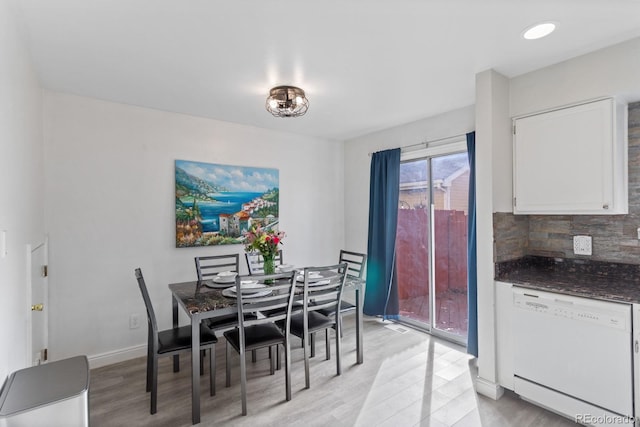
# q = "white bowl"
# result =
<box><xmin>240</xmin><ymin>280</ymin><xmax>258</xmax><ymax>287</ymax></box>
<box><xmin>278</xmin><ymin>264</ymin><xmax>293</xmax><ymax>272</ymax></box>
<box><xmin>218</xmin><ymin>271</ymin><xmax>236</xmax><ymax>277</ymax></box>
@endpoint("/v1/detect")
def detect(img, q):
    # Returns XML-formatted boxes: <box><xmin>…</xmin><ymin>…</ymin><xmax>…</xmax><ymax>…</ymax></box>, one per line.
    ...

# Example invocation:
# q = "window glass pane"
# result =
<box><xmin>432</xmin><ymin>152</ymin><xmax>469</xmax><ymax>337</ymax></box>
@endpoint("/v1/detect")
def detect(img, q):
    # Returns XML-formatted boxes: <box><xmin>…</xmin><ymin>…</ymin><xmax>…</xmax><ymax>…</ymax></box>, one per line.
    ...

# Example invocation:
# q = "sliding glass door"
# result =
<box><xmin>396</xmin><ymin>149</ymin><xmax>469</xmax><ymax>343</ymax></box>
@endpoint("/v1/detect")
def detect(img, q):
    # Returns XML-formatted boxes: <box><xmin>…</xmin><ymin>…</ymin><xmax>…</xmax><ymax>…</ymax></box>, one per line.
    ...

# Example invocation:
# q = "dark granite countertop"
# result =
<box><xmin>495</xmin><ymin>256</ymin><xmax>640</xmax><ymax>304</ymax></box>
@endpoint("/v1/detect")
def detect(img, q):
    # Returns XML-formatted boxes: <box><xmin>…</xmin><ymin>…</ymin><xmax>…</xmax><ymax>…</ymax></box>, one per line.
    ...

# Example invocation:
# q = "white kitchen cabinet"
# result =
<box><xmin>495</xmin><ymin>281</ymin><xmax>514</xmax><ymax>390</ymax></box>
<box><xmin>513</xmin><ymin>98</ymin><xmax>627</xmax><ymax>214</ymax></box>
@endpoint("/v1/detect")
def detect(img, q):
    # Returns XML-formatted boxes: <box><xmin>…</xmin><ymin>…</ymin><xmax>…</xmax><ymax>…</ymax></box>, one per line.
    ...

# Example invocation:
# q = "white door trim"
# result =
<box><xmin>26</xmin><ymin>235</ymin><xmax>49</xmax><ymax>366</ymax></box>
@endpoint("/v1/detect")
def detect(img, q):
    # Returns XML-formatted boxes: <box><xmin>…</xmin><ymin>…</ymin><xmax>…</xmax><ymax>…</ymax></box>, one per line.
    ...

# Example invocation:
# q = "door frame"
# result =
<box><xmin>397</xmin><ymin>139</ymin><xmax>468</xmax><ymax>345</ymax></box>
<box><xmin>26</xmin><ymin>235</ymin><xmax>49</xmax><ymax>366</ymax></box>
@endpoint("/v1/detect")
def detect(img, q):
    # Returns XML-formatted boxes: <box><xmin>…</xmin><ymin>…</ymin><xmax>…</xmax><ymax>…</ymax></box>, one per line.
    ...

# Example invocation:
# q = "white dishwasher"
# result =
<box><xmin>512</xmin><ymin>287</ymin><xmax>634</xmax><ymax>426</ymax></box>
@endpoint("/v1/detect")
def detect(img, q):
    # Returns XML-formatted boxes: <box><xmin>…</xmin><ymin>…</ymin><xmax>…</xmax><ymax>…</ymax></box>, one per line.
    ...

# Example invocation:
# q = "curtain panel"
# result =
<box><xmin>364</xmin><ymin>148</ymin><xmax>401</xmax><ymax>318</ymax></box>
<box><xmin>466</xmin><ymin>131</ymin><xmax>478</xmax><ymax>357</ymax></box>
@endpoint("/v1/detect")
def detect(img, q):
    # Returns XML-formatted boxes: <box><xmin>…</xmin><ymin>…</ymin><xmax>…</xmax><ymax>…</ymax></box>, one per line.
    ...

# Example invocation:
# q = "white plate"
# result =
<box><xmin>204</xmin><ymin>280</ymin><xmax>234</xmax><ymax>289</ymax></box>
<box><xmin>302</xmin><ymin>279</ymin><xmax>331</xmax><ymax>287</ymax></box>
<box><xmin>277</xmin><ymin>264</ymin><xmax>294</xmax><ymax>272</ymax></box>
<box><xmin>213</xmin><ymin>275</ymin><xmax>236</xmax><ymax>284</ymax></box>
<box><xmin>222</xmin><ymin>287</ymin><xmax>272</xmax><ymax>299</ymax></box>
<box><xmin>296</xmin><ymin>273</ymin><xmax>323</xmax><ymax>282</ymax></box>
<box><xmin>218</xmin><ymin>270</ymin><xmax>236</xmax><ymax>277</ymax></box>
<box><xmin>230</xmin><ymin>283</ymin><xmax>265</xmax><ymax>292</ymax></box>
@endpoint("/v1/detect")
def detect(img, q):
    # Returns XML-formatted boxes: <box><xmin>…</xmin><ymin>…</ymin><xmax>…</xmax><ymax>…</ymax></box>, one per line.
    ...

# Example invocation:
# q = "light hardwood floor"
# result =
<box><xmin>89</xmin><ymin>317</ymin><xmax>577</xmax><ymax>426</ymax></box>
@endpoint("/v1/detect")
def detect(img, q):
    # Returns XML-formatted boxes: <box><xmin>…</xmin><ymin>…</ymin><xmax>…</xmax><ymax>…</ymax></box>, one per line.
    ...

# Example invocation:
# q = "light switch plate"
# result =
<box><xmin>573</xmin><ymin>235</ymin><xmax>592</xmax><ymax>256</ymax></box>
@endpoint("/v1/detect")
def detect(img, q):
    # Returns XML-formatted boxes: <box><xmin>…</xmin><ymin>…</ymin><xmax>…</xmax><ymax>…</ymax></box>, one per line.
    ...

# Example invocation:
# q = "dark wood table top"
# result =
<box><xmin>169</xmin><ymin>272</ymin><xmax>364</xmax><ymax>316</ymax></box>
<box><xmin>169</xmin><ymin>281</ymin><xmax>232</xmax><ymax>315</ymax></box>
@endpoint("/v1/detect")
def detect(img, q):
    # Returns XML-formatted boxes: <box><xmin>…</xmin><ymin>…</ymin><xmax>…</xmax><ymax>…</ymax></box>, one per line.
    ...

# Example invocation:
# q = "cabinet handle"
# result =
<box><xmin>603</xmin><ymin>203</ymin><xmax>609</xmax><ymax>209</ymax></box>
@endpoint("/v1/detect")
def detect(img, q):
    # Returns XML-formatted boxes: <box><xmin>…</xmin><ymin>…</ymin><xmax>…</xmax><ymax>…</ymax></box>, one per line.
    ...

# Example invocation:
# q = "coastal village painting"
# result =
<box><xmin>175</xmin><ymin>160</ymin><xmax>279</xmax><ymax>247</ymax></box>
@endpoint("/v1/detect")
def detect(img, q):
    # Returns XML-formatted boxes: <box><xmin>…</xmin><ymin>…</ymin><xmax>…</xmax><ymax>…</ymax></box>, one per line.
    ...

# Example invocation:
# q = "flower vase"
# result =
<box><xmin>263</xmin><ymin>254</ymin><xmax>276</xmax><ymax>283</ymax></box>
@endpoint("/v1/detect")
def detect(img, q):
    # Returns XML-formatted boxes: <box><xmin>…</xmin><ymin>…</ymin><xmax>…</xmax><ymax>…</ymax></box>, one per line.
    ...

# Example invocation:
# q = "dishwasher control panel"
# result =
<box><xmin>514</xmin><ymin>289</ymin><xmax>630</xmax><ymax>331</ymax></box>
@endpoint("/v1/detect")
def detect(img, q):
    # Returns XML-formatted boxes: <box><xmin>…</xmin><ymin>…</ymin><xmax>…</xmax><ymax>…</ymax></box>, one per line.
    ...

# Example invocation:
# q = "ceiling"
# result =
<box><xmin>14</xmin><ymin>0</ymin><xmax>640</xmax><ymax>141</ymax></box>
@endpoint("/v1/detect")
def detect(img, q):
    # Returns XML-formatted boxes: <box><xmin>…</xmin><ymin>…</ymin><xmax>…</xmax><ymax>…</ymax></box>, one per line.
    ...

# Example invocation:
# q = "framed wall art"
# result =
<box><xmin>175</xmin><ymin>159</ymin><xmax>279</xmax><ymax>247</ymax></box>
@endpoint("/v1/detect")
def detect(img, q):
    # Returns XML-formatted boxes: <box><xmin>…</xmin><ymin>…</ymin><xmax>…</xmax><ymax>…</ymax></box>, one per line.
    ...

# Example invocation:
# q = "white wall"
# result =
<box><xmin>43</xmin><ymin>92</ymin><xmax>344</xmax><ymax>366</ymax></box>
<box><xmin>0</xmin><ymin>0</ymin><xmax>44</xmax><ymax>379</ymax></box>
<box><xmin>510</xmin><ymin>37</ymin><xmax>640</xmax><ymax>117</ymax></box>
<box><xmin>474</xmin><ymin>69</ymin><xmax>510</xmax><ymax>400</ymax></box>
<box><xmin>343</xmin><ymin>106</ymin><xmax>475</xmax><ymax>253</ymax></box>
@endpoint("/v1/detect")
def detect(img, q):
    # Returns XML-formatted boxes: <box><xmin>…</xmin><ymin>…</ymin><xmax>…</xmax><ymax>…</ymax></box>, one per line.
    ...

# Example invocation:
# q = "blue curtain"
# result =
<box><xmin>466</xmin><ymin>131</ymin><xmax>478</xmax><ymax>357</ymax></box>
<box><xmin>365</xmin><ymin>148</ymin><xmax>401</xmax><ymax>319</ymax></box>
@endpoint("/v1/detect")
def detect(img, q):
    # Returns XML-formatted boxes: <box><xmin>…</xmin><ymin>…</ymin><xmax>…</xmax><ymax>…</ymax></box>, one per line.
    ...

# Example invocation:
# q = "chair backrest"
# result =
<box><xmin>301</xmin><ymin>263</ymin><xmax>348</xmax><ymax>321</ymax></box>
<box><xmin>195</xmin><ymin>254</ymin><xmax>240</xmax><ymax>281</ymax></box>
<box><xmin>135</xmin><ymin>268</ymin><xmax>159</xmax><ymax>342</ymax></box>
<box><xmin>339</xmin><ymin>250</ymin><xmax>367</xmax><ymax>279</ymax></box>
<box><xmin>235</xmin><ymin>271</ymin><xmax>297</xmax><ymax>345</ymax></box>
<box><xmin>244</xmin><ymin>250</ymin><xmax>283</xmax><ymax>275</ymax></box>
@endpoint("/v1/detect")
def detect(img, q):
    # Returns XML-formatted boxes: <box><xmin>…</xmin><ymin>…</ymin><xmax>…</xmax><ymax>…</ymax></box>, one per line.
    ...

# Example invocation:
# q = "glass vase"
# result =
<box><xmin>263</xmin><ymin>254</ymin><xmax>276</xmax><ymax>283</ymax></box>
<box><xmin>263</xmin><ymin>255</ymin><xmax>276</xmax><ymax>275</ymax></box>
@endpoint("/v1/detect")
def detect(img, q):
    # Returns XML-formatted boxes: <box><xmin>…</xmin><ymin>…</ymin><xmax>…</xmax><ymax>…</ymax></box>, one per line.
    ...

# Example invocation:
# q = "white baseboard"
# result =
<box><xmin>88</xmin><ymin>344</ymin><xmax>147</xmax><ymax>369</ymax></box>
<box><xmin>475</xmin><ymin>376</ymin><xmax>505</xmax><ymax>400</ymax></box>
<box><xmin>514</xmin><ymin>377</ymin><xmax>634</xmax><ymax>426</ymax></box>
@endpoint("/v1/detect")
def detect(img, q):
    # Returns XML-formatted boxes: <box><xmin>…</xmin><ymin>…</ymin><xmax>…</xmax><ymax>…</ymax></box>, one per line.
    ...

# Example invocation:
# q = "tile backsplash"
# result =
<box><xmin>494</xmin><ymin>101</ymin><xmax>640</xmax><ymax>264</ymax></box>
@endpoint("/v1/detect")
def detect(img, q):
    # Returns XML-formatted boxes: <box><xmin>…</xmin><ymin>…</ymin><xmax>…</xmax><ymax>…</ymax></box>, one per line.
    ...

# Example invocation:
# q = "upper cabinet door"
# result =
<box><xmin>513</xmin><ymin>98</ymin><xmax>628</xmax><ymax>215</ymax></box>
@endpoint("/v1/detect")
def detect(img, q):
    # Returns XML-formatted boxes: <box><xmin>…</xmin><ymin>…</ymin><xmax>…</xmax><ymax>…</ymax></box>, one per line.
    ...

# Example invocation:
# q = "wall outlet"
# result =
<box><xmin>129</xmin><ymin>313</ymin><xmax>141</xmax><ymax>329</ymax></box>
<box><xmin>573</xmin><ymin>235</ymin><xmax>592</xmax><ymax>256</ymax></box>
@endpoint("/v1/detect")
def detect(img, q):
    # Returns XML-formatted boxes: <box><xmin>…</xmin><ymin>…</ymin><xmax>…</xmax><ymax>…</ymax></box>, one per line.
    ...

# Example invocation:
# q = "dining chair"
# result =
<box><xmin>223</xmin><ymin>271</ymin><xmax>297</xmax><ymax>415</ymax></box>
<box><xmin>245</xmin><ymin>250</ymin><xmax>283</xmax><ymax>275</ymax></box>
<box><xmin>289</xmin><ymin>263</ymin><xmax>348</xmax><ymax>389</ymax></box>
<box><xmin>317</xmin><ymin>250</ymin><xmax>367</xmax><ymax>337</ymax></box>
<box><xmin>195</xmin><ymin>253</ymin><xmax>240</xmax><ymax>282</ymax></box>
<box><xmin>195</xmin><ymin>254</ymin><xmax>242</xmax><ymax>332</ymax></box>
<box><xmin>134</xmin><ymin>268</ymin><xmax>218</xmax><ymax>415</ymax></box>
<box><xmin>194</xmin><ymin>254</ymin><xmax>261</xmax><ymax>363</ymax></box>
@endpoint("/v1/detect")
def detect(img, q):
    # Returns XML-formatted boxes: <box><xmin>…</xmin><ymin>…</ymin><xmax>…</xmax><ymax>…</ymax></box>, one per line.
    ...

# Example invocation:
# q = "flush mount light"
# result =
<box><xmin>522</xmin><ymin>22</ymin><xmax>557</xmax><ymax>40</ymax></box>
<box><xmin>265</xmin><ymin>86</ymin><xmax>309</xmax><ymax>118</ymax></box>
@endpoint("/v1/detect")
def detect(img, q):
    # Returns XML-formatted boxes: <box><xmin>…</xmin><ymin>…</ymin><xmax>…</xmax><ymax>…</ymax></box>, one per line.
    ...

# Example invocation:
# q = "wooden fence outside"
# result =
<box><xmin>396</xmin><ymin>209</ymin><xmax>468</xmax><ymax>299</ymax></box>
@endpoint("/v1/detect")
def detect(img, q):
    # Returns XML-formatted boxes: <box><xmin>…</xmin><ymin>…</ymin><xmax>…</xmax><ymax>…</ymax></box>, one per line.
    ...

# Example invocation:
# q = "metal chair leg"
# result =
<box><xmin>325</xmin><ymin>329</ymin><xmax>331</xmax><ymax>360</ymax></box>
<box><xmin>146</xmin><ymin>343</ymin><xmax>153</xmax><ymax>392</ymax></box>
<box><xmin>276</xmin><ymin>344</ymin><xmax>282</xmax><ymax>370</ymax></box>
<box><xmin>225</xmin><ymin>341</ymin><xmax>231</xmax><ymax>387</ymax></box>
<box><xmin>240</xmin><ymin>347</ymin><xmax>248</xmax><ymax>416</ymax></box>
<box><xmin>269</xmin><ymin>346</ymin><xmax>276</xmax><ymax>375</ymax></box>
<box><xmin>210</xmin><ymin>345</ymin><xmax>216</xmax><ymax>396</ymax></box>
<box><xmin>285</xmin><ymin>340</ymin><xmax>292</xmax><ymax>401</ymax></box>
<box><xmin>304</xmin><ymin>332</ymin><xmax>311</xmax><ymax>389</ymax></box>
<box><xmin>150</xmin><ymin>355</ymin><xmax>158</xmax><ymax>414</ymax></box>
<box><xmin>336</xmin><ymin>319</ymin><xmax>342</xmax><ymax>375</ymax></box>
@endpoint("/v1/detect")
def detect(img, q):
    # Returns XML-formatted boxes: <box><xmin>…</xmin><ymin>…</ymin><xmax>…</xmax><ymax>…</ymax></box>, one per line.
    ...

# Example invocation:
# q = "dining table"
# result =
<box><xmin>168</xmin><ymin>271</ymin><xmax>365</xmax><ymax>424</ymax></box>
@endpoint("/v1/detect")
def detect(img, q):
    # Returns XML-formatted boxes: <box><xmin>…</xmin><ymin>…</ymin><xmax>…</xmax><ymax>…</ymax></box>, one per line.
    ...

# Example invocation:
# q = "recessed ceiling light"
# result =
<box><xmin>522</xmin><ymin>22</ymin><xmax>557</xmax><ymax>40</ymax></box>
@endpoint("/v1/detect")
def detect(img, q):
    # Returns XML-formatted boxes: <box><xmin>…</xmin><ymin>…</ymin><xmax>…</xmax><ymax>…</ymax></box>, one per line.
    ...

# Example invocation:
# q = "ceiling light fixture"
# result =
<box><xmin>265</xmin><ymin>85</ymin><xmax>309</xmax><ymax>118</ymax></box>
<box><xmin>522</xmin><ymin>22</ymin><xmax>557</xmax><ymax>40</ymax></box>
